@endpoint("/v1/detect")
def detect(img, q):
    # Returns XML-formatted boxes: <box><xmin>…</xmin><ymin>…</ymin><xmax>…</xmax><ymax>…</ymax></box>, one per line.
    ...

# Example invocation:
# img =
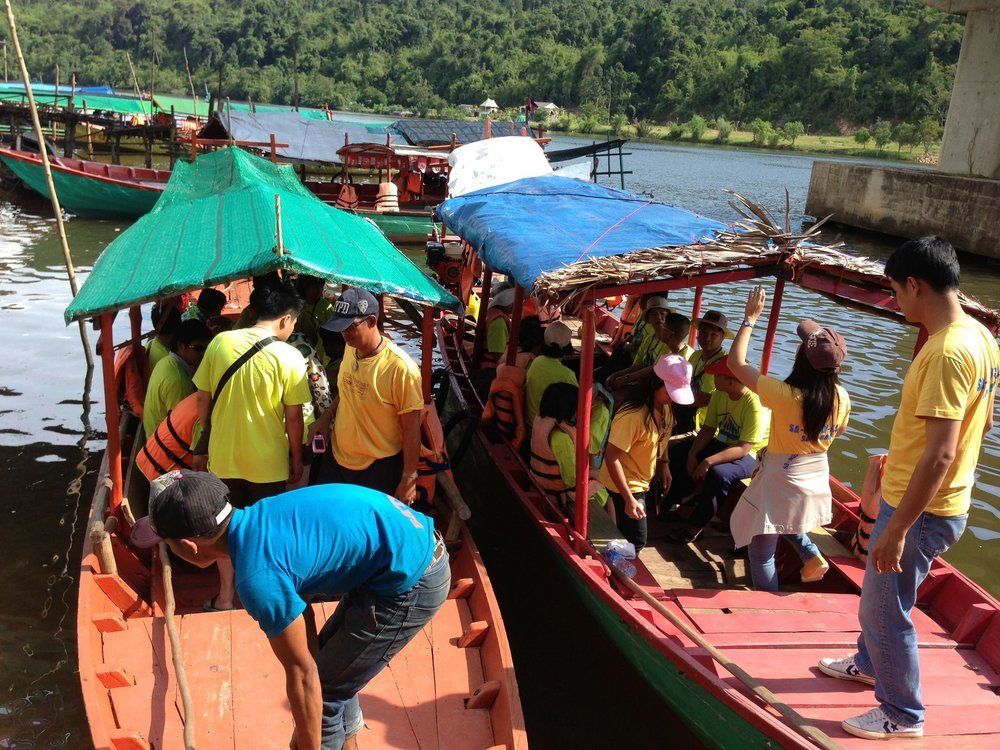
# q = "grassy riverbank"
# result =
<box><xmin>548</xmin><ymin>124</ymin><xmax>940</xmax><ymax>165</ymax></box>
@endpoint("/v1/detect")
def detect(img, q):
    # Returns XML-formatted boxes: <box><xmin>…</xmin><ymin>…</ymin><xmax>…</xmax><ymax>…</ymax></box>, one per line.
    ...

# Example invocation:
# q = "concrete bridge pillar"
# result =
<box><xmin>927</xmin><ymin>2</ymin><xmax>1000</xmax><ymax>178</ymax></box>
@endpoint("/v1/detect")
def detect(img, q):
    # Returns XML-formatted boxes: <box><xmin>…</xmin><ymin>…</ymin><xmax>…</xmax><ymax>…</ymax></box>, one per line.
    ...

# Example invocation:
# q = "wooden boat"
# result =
<box><xmin>0</xmin><ymin>147</ymin><xmax>168</xmax><ymax>217</ymax></box>
<box><xmin>67</xmin><ymin>147</ymin><xmax>526</xmax><ymax>749</ymax></box>
<box><xmin>433</xmin><ymin>174</ymin><xmax>1000</xmax><ymax>748</ymax></box>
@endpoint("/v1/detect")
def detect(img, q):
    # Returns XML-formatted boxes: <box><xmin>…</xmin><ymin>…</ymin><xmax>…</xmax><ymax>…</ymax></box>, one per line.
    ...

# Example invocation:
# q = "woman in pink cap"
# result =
<box><xmin>727</xmin><ymin>286</ymin><xmax>852</xmax><ymax>591</ymax></box>
<box><xmin>598</xmin><ymin>354</ymin><xmax>694</xmax><ymax>552</ymax></box>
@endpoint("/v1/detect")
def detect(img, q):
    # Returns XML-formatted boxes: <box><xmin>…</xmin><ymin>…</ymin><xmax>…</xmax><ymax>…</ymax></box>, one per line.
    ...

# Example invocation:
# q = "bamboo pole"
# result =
<box><xmin>51</xmin><ymin>62</ymin><xmax>57</xmax><ymax>140</ymax></box>
<box><xmin>610</xmin><ymin>568</ymin><xmax>843</xmax><ymax>750</ymax></box>
<box><xmin>2</xmin><ymin>0</ymin><xmax>92</xmax><ymax>368</ymax></box>
<box><xmin>274</xmin><ymin>194</ymin><xmax>284</xmax><ymax>257</ymax></box>
<box><xmin>183</xmin><ymin>47</ymin><xmax>197</xmax><ymax>121</ymax></box>
<box><xmin>83</xmin><ymin>98</ymin><xmax>93</xmax><ymax>158</ymax></box>
<box><xmin>159</xmin><ymin>543</ymin><xmax>198</xmax><ymax>750</ymax></box>
<box><xmin>125</xmin><ymin>51</ymin><xmax>147</xmax><ymax>117</ymax></box>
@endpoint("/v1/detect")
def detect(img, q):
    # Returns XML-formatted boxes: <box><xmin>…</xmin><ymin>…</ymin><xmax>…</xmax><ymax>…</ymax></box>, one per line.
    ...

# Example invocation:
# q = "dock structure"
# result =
<box><xmin>806</xmin><ymin>1</ymin><xmax>1000</xmax><ymax>259</ymax></box>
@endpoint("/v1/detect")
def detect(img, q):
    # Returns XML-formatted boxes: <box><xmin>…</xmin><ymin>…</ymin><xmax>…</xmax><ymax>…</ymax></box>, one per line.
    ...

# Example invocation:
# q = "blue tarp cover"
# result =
<box><xmin>435</xmin><ymin>176</ymin><xmax>727</xmax><ymax>290</ymax></box>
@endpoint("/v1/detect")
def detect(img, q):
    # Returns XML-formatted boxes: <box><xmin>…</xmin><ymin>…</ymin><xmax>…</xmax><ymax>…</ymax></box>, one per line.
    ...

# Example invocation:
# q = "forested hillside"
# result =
<box><xmin>7</xmin><ymin>0</ymin><xmax>962</xmax><ymax>130</ymax></box>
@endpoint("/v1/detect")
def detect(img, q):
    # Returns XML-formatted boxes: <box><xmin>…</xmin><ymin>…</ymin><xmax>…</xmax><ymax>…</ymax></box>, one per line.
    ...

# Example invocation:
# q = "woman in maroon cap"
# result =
<box><xmin>726</xmin><ymin>286</ymin><xmax>852</xmax><ymax>591</ymax></box>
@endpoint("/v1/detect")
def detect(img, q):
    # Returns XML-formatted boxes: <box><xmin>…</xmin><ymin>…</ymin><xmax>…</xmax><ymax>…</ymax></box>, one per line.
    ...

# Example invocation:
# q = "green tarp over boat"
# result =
<box><xmin>64</xmin><ymin>147</ymin><xmax>461</xmax><ymax>322</ymax></box>
<box><xmin>0</xmin><ymin>90</ymin><xmax>150</xmax><ymax>115</ymax></box>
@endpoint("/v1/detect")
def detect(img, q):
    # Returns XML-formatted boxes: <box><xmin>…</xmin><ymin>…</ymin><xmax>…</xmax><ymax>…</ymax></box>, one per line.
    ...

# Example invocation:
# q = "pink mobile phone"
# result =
<box><xmin>311</xmin><ymin>432</ymin><xmax>327</xmax><ymax>454</ymax></box>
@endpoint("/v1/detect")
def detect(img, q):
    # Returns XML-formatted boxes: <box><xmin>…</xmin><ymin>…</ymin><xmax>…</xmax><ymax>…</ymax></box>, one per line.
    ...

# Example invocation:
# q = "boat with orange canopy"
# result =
<box><xmin>64</xmin><ymin>147</ymin><xmax>526</xmax><ymax>749</ymax></box>
<box><xmin>431</xmin><ymin>172</ymin><xmax>1000</xmax><ymax>749</ymax></box>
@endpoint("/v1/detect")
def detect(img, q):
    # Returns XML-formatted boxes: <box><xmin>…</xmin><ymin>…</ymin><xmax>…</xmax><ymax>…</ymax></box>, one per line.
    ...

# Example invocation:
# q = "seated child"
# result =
<box><xmin>608</xmin><ymin>311</ymin><xmax>692</xmax><ymax>390</ymax></box>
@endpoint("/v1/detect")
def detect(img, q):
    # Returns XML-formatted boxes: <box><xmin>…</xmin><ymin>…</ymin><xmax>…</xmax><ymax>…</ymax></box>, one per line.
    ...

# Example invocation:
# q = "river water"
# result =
<box><xmin>0</xmin><ymin>136</ymin><xmax>996</xmax><ymax>748</ymax></box>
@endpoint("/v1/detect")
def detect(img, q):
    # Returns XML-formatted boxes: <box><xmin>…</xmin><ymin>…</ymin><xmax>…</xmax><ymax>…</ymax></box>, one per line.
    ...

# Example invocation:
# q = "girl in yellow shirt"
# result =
<box><xmin>728</xmin><ymin>286</ymin><xmax>851</xmax><ymax>591</ymax></box>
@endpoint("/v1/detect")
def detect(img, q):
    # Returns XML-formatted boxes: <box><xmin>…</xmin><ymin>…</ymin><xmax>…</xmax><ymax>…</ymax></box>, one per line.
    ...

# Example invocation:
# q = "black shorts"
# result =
<box><xmin>313</xmin><ymin>450</ymin><xmax>403</xmax><ymax>496</ymax></box>
<box><xmin>222</xmin><ymin>478</ymin><xmax>287</xmax><ymax>508</ymax></box>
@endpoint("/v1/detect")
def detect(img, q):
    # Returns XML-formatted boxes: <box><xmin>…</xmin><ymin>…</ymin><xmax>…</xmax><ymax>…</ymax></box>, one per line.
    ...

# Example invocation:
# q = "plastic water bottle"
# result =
<box><xmin>604</xmin><ymin>539</ymin><xmax>637</xmax><ymax>560</ymax></box>
<box><xmin>603</xmin><ymin>548</ymin><xmax>637</xmax><ymax>579</ymax></box>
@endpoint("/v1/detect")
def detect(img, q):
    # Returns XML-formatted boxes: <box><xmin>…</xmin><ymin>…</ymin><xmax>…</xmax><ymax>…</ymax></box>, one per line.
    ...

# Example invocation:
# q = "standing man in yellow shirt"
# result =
<box><xmin>312</xmin><ymin>288</ymin><xmax>424</xmax><ymax>502</ymax></box>
<box><xmin>191</xmin><ymin>281</ymin><xmax>312</xmax><ymax>611</ymax></box>
<box><xmin>818</xmin><ymin>237</ymin><xmax>999</xmax><ymax>740</ymax></box>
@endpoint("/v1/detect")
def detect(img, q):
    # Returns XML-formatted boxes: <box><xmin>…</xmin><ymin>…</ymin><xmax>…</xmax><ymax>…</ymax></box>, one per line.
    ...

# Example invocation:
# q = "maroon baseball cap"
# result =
<box><xmin>797</xmin><ymin>320</ymin><xmax>847</xmax><ymax>372</ymax></box>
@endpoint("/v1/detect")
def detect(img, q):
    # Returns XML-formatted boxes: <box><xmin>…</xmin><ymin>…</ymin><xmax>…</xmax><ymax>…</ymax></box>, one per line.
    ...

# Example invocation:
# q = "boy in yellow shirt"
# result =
<box><xmin>818</xmin><ymin>236</ymin><xmax>999</xmax><ymax>740</ymax></box>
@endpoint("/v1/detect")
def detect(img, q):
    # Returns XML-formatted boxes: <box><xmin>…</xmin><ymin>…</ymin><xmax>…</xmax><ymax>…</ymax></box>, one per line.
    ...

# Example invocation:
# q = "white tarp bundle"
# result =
<box><xmin>447</xmin><ymin>136</ymin><xmax>553</xmax><ymax>197</ymax></box>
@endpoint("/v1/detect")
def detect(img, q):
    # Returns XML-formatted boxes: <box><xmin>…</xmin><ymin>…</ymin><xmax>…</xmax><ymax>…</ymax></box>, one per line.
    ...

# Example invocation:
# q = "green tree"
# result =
<box><xmin>609</xmin><ymin>112</ymin><xmax>629</xmax><ymax>136</ymax></box>
<box><xmin>872</xmin><ymin>121</ymin><xmax>893</xmax><ymax>153</ymax></box>
<box><xmin>748</xmin><ymin>118</ymin><xmax>773</xmax><ymax>145</ymax></box>
<box><xmin>782</xmin><ymin>121</ymin><xmax>805</xmax><ymax>146</ymax></box>
<box><xmin>685</xmin><ymin>114</ymin><xmax>707</xmax><ymax>141</ymax></box>
<box><xmin>634</xmin><ymin>119</ymin><xmax>653</xmax><ymax>138</ymax></box>
<box><xmin>916</xmin><ymin>117</ymin><xmax>943</xmax><ymax>155</ymax></box>
<box><xmin>892</xmin><ymin>122</ymin><xmax>918</xmax><ymax>154</ymax></box>
<box><xmin>767</xmin><ymin>130</ymin><xmax>782</xmax><ymax>148</ymax></box>
<box><xmin>854</xmin><ymin>128</ymin><xmax>872</xmax><ymax>147</ymax></box>
<box><xmin>665</xmin><ymin>122</ymin><xmax>684</xmax><ymax>140</ymax></box>
<box><xmin>714</xmin><ymin>116</ymin><xmax>733</xmax><ymax>143</ymax></box>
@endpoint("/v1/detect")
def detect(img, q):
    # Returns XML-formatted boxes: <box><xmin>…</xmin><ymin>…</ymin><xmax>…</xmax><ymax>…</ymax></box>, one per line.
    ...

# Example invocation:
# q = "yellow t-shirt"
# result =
<box><xmin>551</xmin><ymin>429</ymin><xmax>610</xmax><ymax>506</ymax></box>
<box><xmin>332</xmin><ymin>338</ymin><xmax>424</xmax><ymax>470</ymax></box>
<box><xmin>756</xmin><ymin>376</ymin><xmax>851</xmax><ymax>454</ymax></box>
<box><xmin>689</xmin><ymin>347</ymin><xmax>728</xmax><ymax>429</ymax></box>
<box><xmin>703</xmin><ymin>388</ymin><xmax>769</xmax><ymax>456</ymax></box>
<box><xmin>487</xmin><ymin>315</ymin><xmax>509</xmax><ymax>355</ymax></box>
<box><xmin>143</xmin><ymin>353</ymin><xmax>195</xmax><ymax>437</ymax></box>
<box><xmin>146</xmin><ymin>337</ymin><xmax>171</xmax><ymax>371</ymax></box>
<box><xmin>192</xmin><ymin>327</ymin><xmax>311</xmax><ymax>483</ymax></box>
<box><xmin>597</xmin><ymin>407</ymin><xmax>668</xmax><ymax>494</ymax></box>
<box><xmin>525</xmin><ymin>355</ymin><xmax>578</xmax><ymax>425</ymax></box>
<box><xmin>882</xmin><ymin>316</ymin><xmax>999</xmax><ymax>516</ymax></box>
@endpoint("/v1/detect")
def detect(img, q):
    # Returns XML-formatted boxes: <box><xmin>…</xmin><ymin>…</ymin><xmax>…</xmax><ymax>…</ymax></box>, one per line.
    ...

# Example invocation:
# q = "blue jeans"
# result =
<box><xmin>747</xmin><ymin>533</ymin><xmax>821</xmax><ymax>591</ymax></box>
<box><xmin>688</xmin><ymin>448</ymin><xmax>758</xmax><ymax>527</ymax></box>
<box><xmin>316</xmin><ymin>549</ymin><xmax>451</xmax><ymax>749</ymax></box>
<box><xmin>854</xmin><ymin>500</ymin><xmax>966</xmax><ymax>726</ymax></box>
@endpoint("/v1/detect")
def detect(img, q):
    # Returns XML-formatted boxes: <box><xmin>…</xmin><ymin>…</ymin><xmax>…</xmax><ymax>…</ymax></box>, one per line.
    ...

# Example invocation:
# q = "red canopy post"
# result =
<box><xmin>689</xmin><ymin>284</ymin><xmax>704</xmax><ymax>347</ymax></box>
<box><xmin>99</xmin><ymin>313</ymin><xmax>123</xmax><ymax>512</ymax></box>
<box><xmin>505</xmin><ymin>286</ymin><xmax>524</xmax><ymax>367</ymax></box>
<box><xmin>421</xmin><ymin>305</ymin><xmax>435</xmax><ymax>405</ymax></box>
<box><xmin>574</xmin><ymin>300</ymin><xmax>596</xmax><ymax>541</ymax></box>
<box><xmin>759</xmin><ymin>277</ymin><xmax>786</xmax><ymax>376</ymax></box>
<box><xmin>471</xmin><ymin>266</ymin><xmax>493</xmax><ymax>368</ymax></box>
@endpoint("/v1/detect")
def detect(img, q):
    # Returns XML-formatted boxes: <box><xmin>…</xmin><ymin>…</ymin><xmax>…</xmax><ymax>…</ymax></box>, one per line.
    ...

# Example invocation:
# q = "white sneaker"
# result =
<box><xmin>817</xmin><ymin>655</ymin><xmax>876</xmax><ymax>686</ymax></box>
<box><xmin>842</xmin><ymin>707</ymin><xmax>924</xmax><ymax>740</ymax></box>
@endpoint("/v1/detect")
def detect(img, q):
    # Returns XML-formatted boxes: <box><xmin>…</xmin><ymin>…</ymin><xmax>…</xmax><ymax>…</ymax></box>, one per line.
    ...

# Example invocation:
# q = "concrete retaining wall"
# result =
<box><xmin>805</xmin><ymin>161</ymin><xmax>1000</xmax><ymax>260</ymax></box>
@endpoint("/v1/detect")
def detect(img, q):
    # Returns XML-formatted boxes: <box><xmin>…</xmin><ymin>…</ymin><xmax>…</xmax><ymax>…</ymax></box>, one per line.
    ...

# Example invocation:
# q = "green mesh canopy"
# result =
<box><xmin>65</xmin><ymin>148</ymin><xmax>460</xmax><ymax>322</ymax></box>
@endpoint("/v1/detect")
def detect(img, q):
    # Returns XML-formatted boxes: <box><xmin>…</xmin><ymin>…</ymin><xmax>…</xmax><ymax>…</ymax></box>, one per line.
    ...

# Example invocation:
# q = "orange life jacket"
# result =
<box><xmin>136</xmin><ymin>394</ymin><xmax>198</xmax><ymax>481</ymax></box>
<box><xmin>415</xmin><ymin>405</ymin><xmax>452</xmax><ymax>505</ymax></box>
<box><xmin>335</xmin><ymin>183</ymin><xmax>359</xmax><ymax>210</ymax></box>
<box><xmin>115</xmin><ymin>343</ymin><xmax>150</xmax><ymax>418</ymax></box>
<box><xmin>481</xmin><ymin>358</ymin><xmax>528</xmax><ymax>449</ymax></box>
<box><xmin>529</xmin><ymin>417</ymin><xmax>576</xmax><ymax>501</ymax></box>
<box><xmin>610</xmin><ymin>295</ymin><xmax>643</xmax><ymax>347</ymax></box>
<box><xmin>853</xmin><ymin>453</ymin><xmax>886</xmax><ymax>561</ymax></box>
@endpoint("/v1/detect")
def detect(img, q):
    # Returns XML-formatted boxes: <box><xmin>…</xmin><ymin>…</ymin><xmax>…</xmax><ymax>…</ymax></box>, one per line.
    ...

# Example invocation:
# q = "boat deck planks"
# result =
<box><xmin>177</xmin><ymin>610</ymin><xmax>236</xmax><ymax>746</ymax></box>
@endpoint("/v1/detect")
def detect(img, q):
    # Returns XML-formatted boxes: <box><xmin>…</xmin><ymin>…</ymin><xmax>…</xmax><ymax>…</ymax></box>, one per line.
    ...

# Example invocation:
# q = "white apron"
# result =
<box><xmin>729</xmin><ymin>451</ymin><xmax>832</xmax><ymax>549</ymax></box>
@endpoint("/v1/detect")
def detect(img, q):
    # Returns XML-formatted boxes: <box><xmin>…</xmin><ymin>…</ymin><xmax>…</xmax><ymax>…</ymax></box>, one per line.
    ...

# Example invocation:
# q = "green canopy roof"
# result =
<box><xmin>0</xmin><ymin>90</ymin><xmax>149</xmax><ymax>115</ymax></box>
<box><xmin>153</xmin><ymin>94</ymin><xmax>210</xmax><ymax>118</ymax></box>
<box><xmin>64</xmin><ymin>148</ymin><xmax>460</xmax><ymax>322</ymax></box>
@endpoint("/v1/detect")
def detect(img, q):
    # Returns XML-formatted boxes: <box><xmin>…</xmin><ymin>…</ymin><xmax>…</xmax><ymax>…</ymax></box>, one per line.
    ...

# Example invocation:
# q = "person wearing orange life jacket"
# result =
<box><xmin>530</xmin><ymin>382</ymin><xmax>615</xmax><ymax>522</ymax></box>
<box><xmin>482</xmin><ymin>317</ymin><xmax>544</xmax><ymax>449</ymax></box>
<box><xmin>483</xmin><ymin>287</ymin><xmax>516</xmax><ymax>365</ymax></box>
<box><xmin>136</xmin><ymin>393</ymin><xmax>201</xmax><ymax>481</ymax></box>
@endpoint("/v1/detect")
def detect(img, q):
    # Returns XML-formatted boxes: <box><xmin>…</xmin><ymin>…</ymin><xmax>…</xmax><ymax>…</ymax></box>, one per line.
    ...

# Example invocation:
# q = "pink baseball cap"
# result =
<box><xmin>654</xmin><ymin>354</ymin><xmax>694</xmax><ymax>405</ymax></box>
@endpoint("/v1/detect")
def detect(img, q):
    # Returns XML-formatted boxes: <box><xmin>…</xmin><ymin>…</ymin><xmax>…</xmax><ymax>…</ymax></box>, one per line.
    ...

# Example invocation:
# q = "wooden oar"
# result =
<box><xmin>609</xmin><ymin>567</ymin><xmax>844</xmax><ymax>750</ymax></box>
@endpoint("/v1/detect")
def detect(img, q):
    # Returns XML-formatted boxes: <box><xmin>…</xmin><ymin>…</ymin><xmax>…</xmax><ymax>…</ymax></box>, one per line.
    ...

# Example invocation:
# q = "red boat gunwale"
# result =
<box><xmin>0</xmin><ymin>147</ymin><xmax>170</xmax><ymax>191</ymax></box>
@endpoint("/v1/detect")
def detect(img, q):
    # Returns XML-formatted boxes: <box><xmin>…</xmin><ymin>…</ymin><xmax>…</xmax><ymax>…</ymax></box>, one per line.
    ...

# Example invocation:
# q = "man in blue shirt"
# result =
<box><xmin>132</xmin><ymin>471</ymin><xmax>450</xmax><ymax>750</ymax></box>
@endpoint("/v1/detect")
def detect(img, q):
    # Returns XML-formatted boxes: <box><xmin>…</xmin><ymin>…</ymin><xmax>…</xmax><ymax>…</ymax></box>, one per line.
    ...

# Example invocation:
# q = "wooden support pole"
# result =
<box><xmin>99</xmin><ymin>313</ymin><xmax>123</xmax><ymax>511</ymax></box>
<box><xmin>2</xmin><ymin>0</ymin><xmax>92</xmax><ymax>368</ymax></box>
<box><xmin>274</xmin><ymin>194</ymin><xmax>284</xmax><ymax>257</ymax></box>
<box><xmin>759</xmin><ymin>277</ymin><xmax>785</xmax><ymax>376</ymax></box>
<box><xmin>51</xmin><ymin>63</ymin><xmax>58</xmax><ymax>140</ymax></box>
<box><xmin>421</xmin><ymin>305</ymin><xmax>434</xmax><ymax>404</ymax></box>
<box><xmin>183</xmin><ymin>47</ymin><xmax>198</xmax><ymax>122</ymax></box>
<box><xmin>269</xmin><ymin>132</ymin><xmax>277</xmax><ymax>163</ymax></box>
<box><xmin>689</xmin><ymin>285</ymin><xmax>704</xmax><ymax>348</ymax></box>
<box><xmin>125</xmin><ymin>51</ymin><xmax>146</xmax><ymax>118</ymax></box>
<box><xmin>505</xmin><ymin>286</ymin><xmax>524</xmax><ymax>367</ymax></box>
<box><xmin>574</xmin><ymin>300</ymin><xmax>596</xmax><ymax>540</ymax></box>
<box><xmin>169</xmin><ymin>106</ymin><xmax>176</xmax><ymax>169</ymax></box>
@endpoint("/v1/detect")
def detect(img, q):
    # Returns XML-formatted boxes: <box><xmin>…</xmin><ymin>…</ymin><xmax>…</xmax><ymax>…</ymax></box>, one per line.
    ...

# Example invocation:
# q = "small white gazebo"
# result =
<box><xmin>479</xmin><ymin>98</ymin><xmax>500</xmax><ymax>116</ymax></box>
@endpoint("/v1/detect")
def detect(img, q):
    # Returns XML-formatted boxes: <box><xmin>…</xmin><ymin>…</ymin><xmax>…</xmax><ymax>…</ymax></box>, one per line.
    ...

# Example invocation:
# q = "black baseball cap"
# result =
<box><xmin>130</xmin><ymin>471</ymin><xmax>234</xmax><ymax>549</ymax></box>
<box><xmin>321</xmin><ymin>287</ymin><xmax>381</xmax><ymax>333</ymax></box>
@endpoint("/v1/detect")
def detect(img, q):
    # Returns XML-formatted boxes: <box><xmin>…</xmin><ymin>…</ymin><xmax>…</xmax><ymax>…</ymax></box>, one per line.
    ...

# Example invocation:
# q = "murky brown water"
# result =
<box><xmin>0</xmin><ymin>137</ymin><xmax>996</xmax><ymax>748</ymax></box>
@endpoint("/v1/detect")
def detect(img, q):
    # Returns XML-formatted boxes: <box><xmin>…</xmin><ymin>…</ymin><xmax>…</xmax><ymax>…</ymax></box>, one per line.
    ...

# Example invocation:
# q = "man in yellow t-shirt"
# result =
<box><xmin>817</xmin><ymin>237</ymin><xmax>999</xmax><ymax>741</ymax></box>
<box><xmin>525</xmin><ymin>322</ymin><xmax>578</xmax><ymax>424</ymax></box>
<box><xmin>312</xmin><ymin>288</ymin><xmax>424</xmax><ymax>501</ymax></box>
<box><xmin>142</xmin><ymin>320</ymin><xmax>211</xmax><ymax>437</ymax></box>
<box><xmin>191</xmin><ymin>280</ymin><xmax>311</xmax><ymax>612</ymax></box>
<box><xmin>485</xmin><ymin>287</ymin><xmax>515</xmax><ymax>363</ymax></box>
<box><xmin>145</xmin><ymin>302</ymin><xmax>182</xmax><ymax>371</ymax></box>
<box><xmin>667</xmin><ymin>358</ymin><xmax>767</xmax><ymax>542</ymax></box>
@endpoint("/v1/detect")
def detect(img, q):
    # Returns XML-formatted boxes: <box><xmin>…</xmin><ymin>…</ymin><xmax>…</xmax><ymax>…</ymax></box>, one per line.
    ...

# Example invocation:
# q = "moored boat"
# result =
<box><xmin>0</xmin><ymin>147</ymin><xmax>168</xmax><ymax>217</ymax></box>
<box><xmin>432</xmin><ymin>172</ymin><xmax>1000</xmax><ymax>748</ymax></box>
<box><xmin>66</xmin><ymin>147</ymin><xmax>526</xmax><ymax>749</ymax></box>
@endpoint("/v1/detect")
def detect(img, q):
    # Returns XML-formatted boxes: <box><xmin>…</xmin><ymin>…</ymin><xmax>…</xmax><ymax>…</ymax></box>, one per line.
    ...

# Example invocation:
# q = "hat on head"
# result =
<box><xmin>130</xmin><ymin>470</ymin><xmax>234</xmax><ymax>549</ymax></box>
<box><xmin>643</xmin><ymin>296</ymin><xmax>672</xmax><ymax>316</ymax></box>
<box><xmin>489</xmin><ymin>287</ymin><xmax>516</xmax><ymax>310</ymax></box>
<box><xmin>543</xmin><ymin>321</ymin><xmax>573</xmax><ymax>350</ymax></box>
<box><xmin>321</xmin><ymin>287</ymin><xmax>380</xmax><ymax>333</ymax></box>
<box><xmin>654</xmin><ymin>354</ymin><xmax>694</xmax><ymax>405</ymax></box>
<box><xmin>796</xmin><ymin>320</ymin><xmax>847</xmax><ymax>372</ymax></box>
<box><xmin>705</xmin><ymin>358</ymin><xmax>736</xmax><ymax>379</ymax></box>
<box><xmin>693</xmin><ymin>310</ymin><xmax>732</xmax><ymax>338</ymax></box>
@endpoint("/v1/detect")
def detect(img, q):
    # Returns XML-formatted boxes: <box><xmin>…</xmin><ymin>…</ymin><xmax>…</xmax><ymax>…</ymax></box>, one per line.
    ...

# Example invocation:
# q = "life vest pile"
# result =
<box><xmin>481</xmin><ymin>357</ymin><xmax>528</xmax><ymax>449</ymax></box>
<box><xmin>335</xmin><ymin>183</ymin><xmax>359</xmax><ymax>210</ymax></box>
<box><xmin>375</xmin><ymin>182</ymin><xmax>399</xmax><ymax>213</ymax></box>
<box><xmin>416</xmin><ymin>405</ymin><xmax>451</xmax><ymax>506</ymax></box>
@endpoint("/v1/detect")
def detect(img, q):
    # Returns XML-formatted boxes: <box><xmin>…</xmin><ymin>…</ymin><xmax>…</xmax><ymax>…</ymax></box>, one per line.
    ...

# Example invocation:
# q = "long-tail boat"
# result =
<box><xmin>432</xmin><ymin>173</ymin><xmax>1000</xmax><ymax>748</ymax></box>
<box><xmin>64</xmin><ymin>147</ymin><xmax>526</xmax><ymax>749</ymax></box>
<box><xmin>0</xmin><ymin>147</ymin><xmax>169</xmax><ymax>217</ymax></box>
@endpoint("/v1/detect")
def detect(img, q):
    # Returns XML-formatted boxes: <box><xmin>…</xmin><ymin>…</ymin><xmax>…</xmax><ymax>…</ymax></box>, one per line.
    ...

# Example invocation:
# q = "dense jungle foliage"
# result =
<box><xmin>7</xmin><ymin>0</ymin><xmax>962</xmax><ymax>130</ymax></box>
